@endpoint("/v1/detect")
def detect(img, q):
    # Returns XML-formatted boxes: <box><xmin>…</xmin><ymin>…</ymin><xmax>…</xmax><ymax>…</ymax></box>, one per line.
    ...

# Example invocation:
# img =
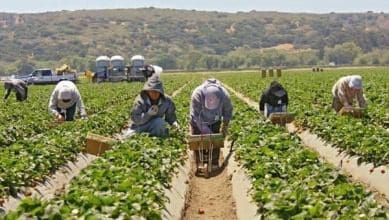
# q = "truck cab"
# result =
<box><xmin>23</xmin><ymin>68</ymin><xmax>77</xmax><ymax>85</ymax></box>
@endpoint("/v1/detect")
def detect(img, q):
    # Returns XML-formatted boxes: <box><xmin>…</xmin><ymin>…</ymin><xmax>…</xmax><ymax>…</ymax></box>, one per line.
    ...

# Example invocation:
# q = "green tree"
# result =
<box><xmin>324</xmin><ymin>42</ymin><xmax>362</xmax><ymax>65</ymax></box>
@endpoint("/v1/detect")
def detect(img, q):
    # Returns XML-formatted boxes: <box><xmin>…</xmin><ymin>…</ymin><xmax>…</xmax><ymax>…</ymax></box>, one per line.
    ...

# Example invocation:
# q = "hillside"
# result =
<box><xmin>0</xmin><ymin>8</ymin><xmax>388</xmax><ymax>73</ymax></box>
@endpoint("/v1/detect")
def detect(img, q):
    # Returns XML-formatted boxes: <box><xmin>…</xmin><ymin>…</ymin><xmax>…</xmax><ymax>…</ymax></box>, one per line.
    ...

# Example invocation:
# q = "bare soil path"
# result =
<box><xmin>183</xmin><ymin>153</ymin><xmax>238</xmax><ymax>220</ymax></box>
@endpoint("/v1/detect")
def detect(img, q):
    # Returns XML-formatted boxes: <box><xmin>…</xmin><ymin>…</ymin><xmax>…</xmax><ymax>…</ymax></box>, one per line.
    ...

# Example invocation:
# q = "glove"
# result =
<box><xmin>81</xmin><ymin>114</ymin><xmax>88</xmax><ymax>120</ymax></box>
<box><xmin>147</xmin><ymin>105</ymin><xmax>159</xmax><ymax>116</ymax></box>
<box><xmin>172</xmin><ymin>121</ymin><xmax>180</xmax><ymax>129</ymax></box>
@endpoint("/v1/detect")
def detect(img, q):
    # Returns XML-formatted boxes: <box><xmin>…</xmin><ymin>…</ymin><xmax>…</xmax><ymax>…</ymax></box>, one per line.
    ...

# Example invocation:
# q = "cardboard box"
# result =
<box><xmin>85</xmin><ymin>132</ymin><xmax>117</xmax><ymax>156</ymax></box>
<box><xmin>269</xmin><ymin>112</ymin><xmax>295</xmax><ymax>125</ymax></box>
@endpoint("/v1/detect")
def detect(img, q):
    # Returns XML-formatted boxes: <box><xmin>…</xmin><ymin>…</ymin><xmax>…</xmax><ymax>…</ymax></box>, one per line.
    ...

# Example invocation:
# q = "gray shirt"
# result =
<box><xmin>48</xmin><ymin>81</ymin><xmax>86</xmax><ymax>117</ymax></box>
<box><xmin>190</xmin><ymin>79</ymin><xmax>233</xmax><ymax>129</ymax></box>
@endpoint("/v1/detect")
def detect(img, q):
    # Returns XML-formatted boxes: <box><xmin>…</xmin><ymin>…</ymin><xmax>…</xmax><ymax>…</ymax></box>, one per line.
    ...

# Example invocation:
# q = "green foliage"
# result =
<box><xmin>216</xmin><ymin>68</ymin><xmax>389</xmax><ymax>166</ymax></box>
<box><xmin>2</xmin><ymin>75</ymin><xmax>196</xmax><ymax>219</ymax></box>
<box><xmin>227</xmin><ymin>94</ymin><xmax>388</xmax><ymax>219</ymax></box>
<box><xmin>324</xmin><ymin>42</ymin><xmax>363</xmax><ymax>65</ymax></box>
<box><xmin>0</xmin><ymin>9</ymin><xmax>388</xmax><ymax>74</ymax></box>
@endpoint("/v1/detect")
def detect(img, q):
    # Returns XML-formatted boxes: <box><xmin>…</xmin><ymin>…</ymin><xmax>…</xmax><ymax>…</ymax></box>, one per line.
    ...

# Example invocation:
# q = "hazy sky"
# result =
<box><xmin>1</xmin><ymin>0</ymin><xmax>389</xmax><ymax>14</ymax></box>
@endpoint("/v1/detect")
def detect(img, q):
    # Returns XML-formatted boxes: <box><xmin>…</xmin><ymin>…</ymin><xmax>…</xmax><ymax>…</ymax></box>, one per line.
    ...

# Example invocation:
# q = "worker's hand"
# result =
<box><xmin>81</xmin><ymin>115</ymin><xmax>88</xmax><ymax>120</ymax></box>
<box><xmin>56</xmin><ymin>114</ymin><xmax>65</xmax><ymax>123</ymax></box>
<box><xmin>172</xmin><ymin>121</ymin><xmax>180</xmax><ymax>130</ymax></box>
<box><xmin>147</xmin><ymin>105</ymin><xmax>159</xmax><ymax>116</ymax></box>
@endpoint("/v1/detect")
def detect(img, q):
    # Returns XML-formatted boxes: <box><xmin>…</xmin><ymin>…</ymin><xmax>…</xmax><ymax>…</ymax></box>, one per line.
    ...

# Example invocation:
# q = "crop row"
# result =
<box><xmin>0</xmin><ymin>82</ymin><xmax>144</xmax><ymax>148</ymax></box>
<box><xmin>0</xmin><ymin>81</ymin><xmax>153</xmax><ymax>200</ymax></box>
<box><xmin>2</xmin><ymin>79</ymin><xmax>199</xmax><ymax>219</ymax></box>
<box><xmin>217</xmin><ymin>69</ymin><xmax>389</xmax><ymax>166</ymax></box>
<box><xmin>228</xmin><ymin>95</ymin><xmax>388</xmax><ymax>219</ymax></box>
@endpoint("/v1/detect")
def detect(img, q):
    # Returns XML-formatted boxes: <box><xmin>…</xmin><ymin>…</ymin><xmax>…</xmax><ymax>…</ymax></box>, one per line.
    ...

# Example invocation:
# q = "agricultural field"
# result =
<box><xmin>216</xmin><ymin>68</ymin><xmax>389</xmax><ymax>166</ymax></box>
<box><xmin>0</xmin><ymin>68</ymin><xmax>388</xmax><ymax>219</ymax></box>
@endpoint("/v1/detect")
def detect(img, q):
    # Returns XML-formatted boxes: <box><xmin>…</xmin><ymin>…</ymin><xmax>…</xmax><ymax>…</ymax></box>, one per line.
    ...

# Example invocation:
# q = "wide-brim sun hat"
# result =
<box><xmin>58</xmin><ymin>87</ymin><xmax>72</xmax><ymax>100</ymax></box>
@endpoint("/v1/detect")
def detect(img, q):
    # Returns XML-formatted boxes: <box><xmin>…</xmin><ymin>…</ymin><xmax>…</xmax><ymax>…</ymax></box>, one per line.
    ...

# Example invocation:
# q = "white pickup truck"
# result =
<box><xmin>17</xmin><ymin>68</ymin><xmax>77</xmax><ymax>85</ymax></box>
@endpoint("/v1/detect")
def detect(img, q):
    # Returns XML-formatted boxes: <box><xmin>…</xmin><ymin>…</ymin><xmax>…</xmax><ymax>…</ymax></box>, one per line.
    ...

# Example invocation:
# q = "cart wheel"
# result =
<box><xmin>204</xmin><ymin>163</ymin><xmax>209</xmax><ymax>178</ymax></box>
<box><xmin>207</xmin><ymin>162</ymin><xmax>213</xmax><ymax>175</ymax></box>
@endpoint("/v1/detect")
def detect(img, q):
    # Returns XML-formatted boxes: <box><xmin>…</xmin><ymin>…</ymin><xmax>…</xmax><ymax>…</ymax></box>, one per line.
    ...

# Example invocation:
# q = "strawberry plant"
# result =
<box><xmin>228</xmin><ymin>95</ymin><xmax>388</xmax><ymax>219</ymax></box>
<box><xmin>2</xmin><ymin>78</ymin><xmax>199</xmax><ymax>219</ymax></box>
<box><xmin>217</xmin><ymin>68</ymin><xmax>389</xmax><ymax>166</ymax></box>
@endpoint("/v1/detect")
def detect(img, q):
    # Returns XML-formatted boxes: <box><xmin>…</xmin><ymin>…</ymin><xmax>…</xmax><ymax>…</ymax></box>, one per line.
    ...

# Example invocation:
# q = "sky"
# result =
<box><xmin>1</xmin><ymin>0</ymin><xmax>389</xmax><ymax>14</ymax></box>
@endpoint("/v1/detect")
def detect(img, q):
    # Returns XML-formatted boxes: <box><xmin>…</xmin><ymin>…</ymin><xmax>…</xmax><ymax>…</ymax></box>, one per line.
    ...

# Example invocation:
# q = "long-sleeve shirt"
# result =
<box><xmin>259</xmin><ymin>87</ymin><xmax>288</xmax><ymax>111</ymax></box>
<box><xmin>332</xmin><ymin>76</ymin><xmax>367</xmax><ymax>108</ymax></box>
<box><xmin>48</xmin><ymin>81</ymin><xmax>86</xmax><ymax>117</ymax></box>
<box><xmin>4</xmin><ymin>79</ymin><xmax>27</xmax><ymax>100</ymax></box>
<box><xmin>130</xmin><ymin>76</ymin><xmax>176</xmax><ymax>128</ymax></box>
<box><xmin>190</xmin><ymin>79</ymin><xmax>233</xmax><ymax>130</ymax></box>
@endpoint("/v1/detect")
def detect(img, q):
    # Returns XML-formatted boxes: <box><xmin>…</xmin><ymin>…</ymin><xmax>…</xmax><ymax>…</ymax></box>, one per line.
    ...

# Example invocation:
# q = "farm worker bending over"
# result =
<box><xmin>3</xmin><ymin>79</ymin><xmax>28</xmax><ymax>101</ymax></box>
<box><xmin>48</xmin><ymin>80</ymin><xmax>87</xmax><ymax>122</ymax></box>
<box><xmin>125</xmin><ymin>76</ymin><xmax>178</xmax><ymax>138</ymax></box>
<box><xmin>190</xmin><ymin>78</ymin><xmax>233</xmax><ymax>166</ymax></box>
<box><xmin>190</xmin><ymin>78</ymin><xmax>233</xmax><ymax>136</ymax></box>
<box><xmin>332</xmin><ymin>75</ymin><xmax>367</xmax><ymax>112</ymax></box>
<box><xmin>259</xmin><ymin>81</ymin><xmax>288</xmax><ymax>117</ymax></box>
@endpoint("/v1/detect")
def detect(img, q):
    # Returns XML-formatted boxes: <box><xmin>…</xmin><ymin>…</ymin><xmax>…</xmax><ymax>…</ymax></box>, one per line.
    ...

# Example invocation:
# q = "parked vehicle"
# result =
<box><xmin>127</xmin><ymin>55</ymin><xmax>146</xmax><ymax>81</ymax></box>
<box><xmin>93</xmin><ymin>56</ymin><xmax>110</xmax><ymax>83</ymax></box>
<box><xmin>17</xmin><ymin>68</ymin><xmax>77</xmax><ymax>85</ymax></box>
<box><xmin>109</xmin><ymin>55</ymin><xmax>126</xmax><ymax>82</ymax></box>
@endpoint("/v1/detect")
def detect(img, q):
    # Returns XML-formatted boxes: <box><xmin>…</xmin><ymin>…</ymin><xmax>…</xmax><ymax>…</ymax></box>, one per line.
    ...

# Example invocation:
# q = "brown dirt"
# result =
<box><xmin>183</xmin><ymin>156</ymin><xmax>237</xmax><ymax>220</ymax></box>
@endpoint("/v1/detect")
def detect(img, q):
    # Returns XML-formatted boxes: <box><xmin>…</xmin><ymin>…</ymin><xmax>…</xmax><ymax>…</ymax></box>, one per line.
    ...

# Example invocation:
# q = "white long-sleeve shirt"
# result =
<box><xmin>48</xmin><ymin>81</ymin><xmax>86</xmax><ymax>117</ymax></box>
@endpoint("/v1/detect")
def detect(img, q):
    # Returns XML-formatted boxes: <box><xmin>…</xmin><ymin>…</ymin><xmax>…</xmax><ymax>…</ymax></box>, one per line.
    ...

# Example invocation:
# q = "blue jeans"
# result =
<box><xmin>264</xmin><ymin>104</ymin><xmax>286</xmax><ymax>117</ymax></box>
<box><xmin>125</xmin><ymin>117</ymin><xmax>168</xmax><ymax>138</ymax></box>
<box><xmin>57</xmin><ymin>103</ymin><xmax>77</xmax><ymax>121</ymax></box>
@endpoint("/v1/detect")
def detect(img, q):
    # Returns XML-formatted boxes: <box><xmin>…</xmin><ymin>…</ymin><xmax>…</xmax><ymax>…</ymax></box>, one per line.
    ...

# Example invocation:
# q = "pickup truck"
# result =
<box><xmin>17</xmin><ymin>68</ymin><xmax>77</xmax><ymax>85</ymax></box>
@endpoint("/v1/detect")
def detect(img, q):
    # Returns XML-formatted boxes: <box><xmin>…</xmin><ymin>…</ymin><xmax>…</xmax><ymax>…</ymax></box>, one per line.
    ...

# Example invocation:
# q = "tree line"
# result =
<box><xmin>0</xmin><ymin>9</ymin><xmax>388</xmax><ymax>74</ymax></box>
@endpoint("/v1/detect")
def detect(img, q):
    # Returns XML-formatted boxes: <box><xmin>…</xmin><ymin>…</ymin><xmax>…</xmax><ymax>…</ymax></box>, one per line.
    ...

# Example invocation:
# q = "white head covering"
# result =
<box><xmin>204</xmin><ymin>85</ymin><xmax>221</xmax><ymax>110</ymax></box>
<box><xmin>348</xmin><ymin>75</ymin><xmax>362</xmax><ymax>90</ymax></box>
<box><xmin>152</xmin><ymin>65</ymin><xmax>163</xmax><ymax>76</ymax></box>
<box><xmin>58</xmin><ymin>86</ymin><xmax>73</xmax><ymax>100</ymax></box>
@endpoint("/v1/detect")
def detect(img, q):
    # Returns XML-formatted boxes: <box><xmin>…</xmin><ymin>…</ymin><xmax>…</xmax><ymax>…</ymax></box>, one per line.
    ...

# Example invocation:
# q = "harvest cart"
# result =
<box><xmin>187</xmin><ymin>129</ymin><xmax>224</xmax><ymax>177</ymax></box>
<box><xmin>338</xmin><ymin>107</ymin><xmax>366</xmax><ymax>118</ymax></box>
<box><xmin>269</xmin><ymin>112</ymin><xmax>295</xmax><ymax>125</ymax></box>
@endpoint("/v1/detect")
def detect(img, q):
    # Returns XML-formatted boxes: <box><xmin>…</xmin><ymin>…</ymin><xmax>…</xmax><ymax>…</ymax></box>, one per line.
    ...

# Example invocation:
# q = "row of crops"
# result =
<box><xmin>229</xmin><ymin>95</ymin><xmax>388</xmax><ymax>219</ymax></box>
<box><xmin>0</xmin><ymin>82</ymin><xmax>145</xmax><ymax>200</ymax></box>
<box><xmin>3</xmin><ymin>77</ymin><xmax>199</xmax><ymax>219</ymax></box>
<box><xmin>1</xmin><ymin>71</ymin><xmax>388</xmax><ymax>219</ymax></box>
<box><xmin>1</xmin><ymin>79</ymin><xmax>197</xmax><ymax>219</ymax></box>
<box><xmin>216</xmin><ymin>68</ymin><xmax>389</xmax><ymax>166</ymax></box>
<box><xmin>0</xmin><ymin>74</ymin><xmax>195</xmax><ymax>202</ymax></box>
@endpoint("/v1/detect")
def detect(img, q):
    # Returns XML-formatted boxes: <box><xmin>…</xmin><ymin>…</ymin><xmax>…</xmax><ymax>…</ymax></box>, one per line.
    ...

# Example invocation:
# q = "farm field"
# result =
<box><xmin>0</xmin><ymin>68</ymin><xmax>388</xmax><ymax>219</ymax></box>
<box><xmin>216</xmin><ymin>68</ymin><xmax>389</xmax><ymax>166</ymax></box>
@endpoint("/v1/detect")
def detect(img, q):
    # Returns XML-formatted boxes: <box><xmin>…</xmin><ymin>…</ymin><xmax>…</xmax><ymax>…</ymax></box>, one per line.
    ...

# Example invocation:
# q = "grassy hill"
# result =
<box><xmin>0</xmin><ymin>8</ymin><xmax>388</xmax><ymax>73</ymax></box>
